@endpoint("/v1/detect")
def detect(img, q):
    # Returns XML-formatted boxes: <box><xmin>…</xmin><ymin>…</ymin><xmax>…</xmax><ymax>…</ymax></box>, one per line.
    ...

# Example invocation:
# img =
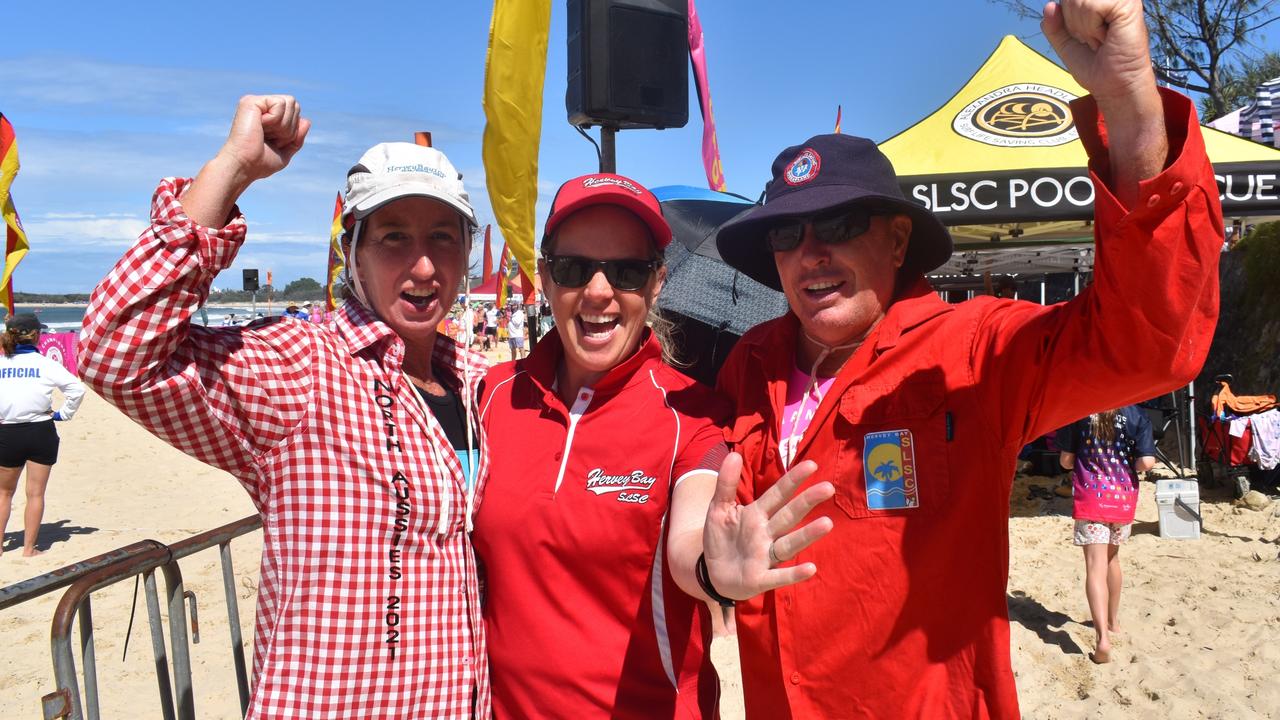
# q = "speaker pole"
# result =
<box><xmin>600</xmin><ymin>125</ymin><xmax>617</xmax><ymax>173</ymax></box>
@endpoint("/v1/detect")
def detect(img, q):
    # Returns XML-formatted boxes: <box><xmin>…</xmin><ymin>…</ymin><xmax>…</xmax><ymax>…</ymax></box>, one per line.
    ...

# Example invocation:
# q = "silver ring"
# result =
<box><xmin>769</xmin><ymin>541</ymin><xmax>781</xmax><ymax>567</ymax></box>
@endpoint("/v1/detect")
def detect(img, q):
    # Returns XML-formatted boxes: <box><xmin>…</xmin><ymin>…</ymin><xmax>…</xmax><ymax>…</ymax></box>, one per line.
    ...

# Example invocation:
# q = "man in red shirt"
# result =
<box><xmin>707</xmin><ymin>1</ymin><xmax>1221</xmax><ymax>717</ymax></box>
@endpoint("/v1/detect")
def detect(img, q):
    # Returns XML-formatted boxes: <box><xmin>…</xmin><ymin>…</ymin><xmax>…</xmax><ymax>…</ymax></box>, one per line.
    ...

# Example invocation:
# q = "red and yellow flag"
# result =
<box><xmin>834</xmin><ymin>105</ymin><xmax>843</xmax><ymax>134</ymax></box>
<box><xmin>495</xmin><ymin>241</ymin><xmax>511</xmax><ymax>308</ymax></box>
<box><xmin>1</xmin><ymin>114</ymin><xmax>30</xmax><ymax>315</ymax></box>
<box><xmin>325</xmin><ymin>192</ymin><xmax>345</xmax><ymax>311</ymax></box>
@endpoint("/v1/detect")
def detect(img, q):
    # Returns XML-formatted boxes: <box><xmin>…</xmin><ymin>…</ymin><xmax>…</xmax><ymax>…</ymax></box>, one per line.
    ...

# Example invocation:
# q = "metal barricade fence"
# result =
<box><xmin>0</xmin><ymin>515</ymin><xmax>263</xmax><ymax>720</ymax></box>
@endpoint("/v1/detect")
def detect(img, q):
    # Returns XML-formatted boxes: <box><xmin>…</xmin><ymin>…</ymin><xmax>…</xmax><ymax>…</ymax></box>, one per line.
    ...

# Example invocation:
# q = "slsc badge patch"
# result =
<box><xmin>863</xmin><ymin>429</ymin><xmax>920</xmax><ymax>510</ymax></box>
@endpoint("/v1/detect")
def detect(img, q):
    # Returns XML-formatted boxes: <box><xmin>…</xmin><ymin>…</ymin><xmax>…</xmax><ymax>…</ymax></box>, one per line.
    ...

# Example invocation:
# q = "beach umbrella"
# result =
<box><xmin>652</xmin><ymin>185</ymin><xmax>789</xmax><ymax>386</ymax></box>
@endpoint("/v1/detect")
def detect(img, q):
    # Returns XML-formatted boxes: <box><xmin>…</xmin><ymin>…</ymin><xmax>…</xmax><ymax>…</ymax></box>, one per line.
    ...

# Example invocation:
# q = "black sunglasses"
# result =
<box><xmin>542</xmin><ymin>254</ymin><xmax>659</xmax><ymax>291</ymax></box>
<box><xmin>765</xmin><ymin>204</ymin><xmax>885</xmax><ymax>252</ymax></box>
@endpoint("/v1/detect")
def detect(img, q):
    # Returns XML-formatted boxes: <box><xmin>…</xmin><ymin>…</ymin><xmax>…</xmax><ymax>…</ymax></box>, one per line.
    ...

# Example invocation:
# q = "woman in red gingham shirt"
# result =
<box><xmin>80</xmin><ymin>96</ymin><xmax>490</xmax><ymax>719</ymax></box>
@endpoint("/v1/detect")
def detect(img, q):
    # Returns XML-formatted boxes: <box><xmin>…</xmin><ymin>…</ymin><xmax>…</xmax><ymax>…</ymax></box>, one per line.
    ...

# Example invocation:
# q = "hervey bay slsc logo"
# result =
<box><xmin>583</xmin><ymin>176</ymin><xmax>643</xmax><ymax>194</ymax></box>
<box><xmin>863</xmin><ymin>430</ymin><xmax>919</xmax><ymax>510</ymax></box>
<box><xmin>584</xmin><ymin>468</ymin><xmax>657</xmax><ymax>504</ymax></box>
<box><xmin>952</xmin><ymin>83</ymin><xmax>1078</xmax><ymax>148</ymax></box>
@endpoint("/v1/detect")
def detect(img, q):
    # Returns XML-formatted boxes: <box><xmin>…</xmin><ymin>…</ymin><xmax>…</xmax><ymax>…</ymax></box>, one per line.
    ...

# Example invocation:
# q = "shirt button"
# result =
<box><xmin>765</xmin><ymin>448</ymin><xmax>776</xmax><ymax>462</ymax></box>
<box><xmin>1146</xmin><ymin>194</ymin><xmax>1160</xmax><ymax>208</ymax></box>
<box><xmin>1171</xmin><ymin>181</ymin><xmax>1184</xmax><ymax>194</ymax></box>
<box><xmin>790</xmin><ymin>672</ymin><xmax>801</xmax><ymax>685</ymax></box>
<box><xmin>555</xmin><ymin>451</ymin><xmax>563</xmax><ymax>460</ymax></box>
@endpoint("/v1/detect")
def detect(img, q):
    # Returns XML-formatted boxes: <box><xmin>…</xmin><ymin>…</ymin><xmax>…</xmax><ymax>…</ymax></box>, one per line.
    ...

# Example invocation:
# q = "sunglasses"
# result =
<box><xmin>765</xmin><ymin>205</ymin><xmax>885</xmax><ymax>252</ymax></box>
<box><xmin>542</xmin><ymin>254</ymin><xmax>659</xmax><ymax>291</ymax></box>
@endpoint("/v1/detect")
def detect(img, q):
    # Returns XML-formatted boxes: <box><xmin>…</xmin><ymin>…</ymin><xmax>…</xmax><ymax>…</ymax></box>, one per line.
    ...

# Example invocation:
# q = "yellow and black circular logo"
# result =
<box><xmin>953</xmin><ymin>84</ymin><xmax>1079</xmax><ymax>147</ymax></box>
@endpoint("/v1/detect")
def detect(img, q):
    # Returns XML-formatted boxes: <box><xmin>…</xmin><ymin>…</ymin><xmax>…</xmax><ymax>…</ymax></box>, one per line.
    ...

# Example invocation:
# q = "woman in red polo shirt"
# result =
<box><xmin>475</xmin><ymin>174</ymin><xmax>834</xmax><ymax>718</ymax></box>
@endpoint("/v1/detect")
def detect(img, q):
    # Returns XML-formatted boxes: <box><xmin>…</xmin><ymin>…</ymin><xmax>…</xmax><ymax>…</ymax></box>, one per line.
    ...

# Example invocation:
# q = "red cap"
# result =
<box><xmin>543</xmin><ymin>173</ymin><xmax>672</xmax><ymax>250</ymax></box>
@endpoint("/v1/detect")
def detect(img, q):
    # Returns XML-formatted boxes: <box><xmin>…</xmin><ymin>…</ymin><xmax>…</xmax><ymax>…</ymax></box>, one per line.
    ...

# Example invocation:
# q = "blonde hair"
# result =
<box><xmin>647</xmin><ymin>307</ymin><xmax>687</xmax><ymax>369</ymax></box>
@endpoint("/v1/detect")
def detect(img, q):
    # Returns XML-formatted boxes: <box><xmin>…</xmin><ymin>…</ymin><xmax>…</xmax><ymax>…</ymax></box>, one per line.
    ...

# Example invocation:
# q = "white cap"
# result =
<box><xmin>342</xmin><ymin>142</ymin><xmax>476</xmax><ymax>228</ymax></box>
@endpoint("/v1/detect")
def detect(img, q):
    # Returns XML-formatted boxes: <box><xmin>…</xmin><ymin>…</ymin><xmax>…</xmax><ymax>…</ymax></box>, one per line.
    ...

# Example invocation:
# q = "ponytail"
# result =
<box><xmin>1088</xmin><ymin>409</ymin><xmax>1121</xmax><ymax>444</ymax></box>
<box><xmin>2</xmin><ymin>328</ymin><xmax>37</xmax><ymax>358</ymax></box>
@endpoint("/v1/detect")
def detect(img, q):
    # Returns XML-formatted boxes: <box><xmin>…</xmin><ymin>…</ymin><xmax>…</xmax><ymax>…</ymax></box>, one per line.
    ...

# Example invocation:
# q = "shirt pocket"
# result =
<box><xmin>831</xmin><ymin>377</ymin><xmax>951</xmax><ymax>520</ymax></box>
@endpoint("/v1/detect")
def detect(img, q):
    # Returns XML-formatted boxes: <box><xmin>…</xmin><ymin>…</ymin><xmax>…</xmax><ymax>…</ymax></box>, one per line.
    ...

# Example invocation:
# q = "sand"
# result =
<box><xmin>2</xmin><ymin>387</ymin><xmax>1277</xmax><ymax>718</ymax></box>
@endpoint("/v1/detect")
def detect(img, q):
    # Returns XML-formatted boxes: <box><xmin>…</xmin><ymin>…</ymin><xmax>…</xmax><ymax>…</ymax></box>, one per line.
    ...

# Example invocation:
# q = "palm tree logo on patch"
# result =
<box><xmin>873</xmin><ymin>459</ymin><xmax>900</xmax><ymax>482</ymax></box>
<box><xmin>864</xmin><ymin>430</ymin><xmax>919</xmax><ymax>509</ymax></box>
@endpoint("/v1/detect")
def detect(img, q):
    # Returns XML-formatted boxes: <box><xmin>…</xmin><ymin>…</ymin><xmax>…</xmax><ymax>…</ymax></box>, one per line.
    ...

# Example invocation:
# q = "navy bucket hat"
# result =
<box><xmin>716</xmin><ymin>134</ymin><xmax>953</xmax><ymax>291</ymax></box>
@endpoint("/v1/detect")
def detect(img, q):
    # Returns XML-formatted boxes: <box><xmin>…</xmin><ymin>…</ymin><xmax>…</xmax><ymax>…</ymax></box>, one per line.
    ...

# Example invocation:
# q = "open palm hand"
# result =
<box><xmin>702</xmin><ymin>453</ymin><xmax>835</xmax><ymax>601</ymax></box>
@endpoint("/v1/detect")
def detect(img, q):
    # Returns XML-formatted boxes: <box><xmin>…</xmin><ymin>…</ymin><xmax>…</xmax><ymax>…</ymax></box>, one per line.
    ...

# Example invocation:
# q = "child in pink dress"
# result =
<box><xmin>1057</xmin><ymin>406</ymin><xmax>1156</xmax><ymax>663</ymax></box>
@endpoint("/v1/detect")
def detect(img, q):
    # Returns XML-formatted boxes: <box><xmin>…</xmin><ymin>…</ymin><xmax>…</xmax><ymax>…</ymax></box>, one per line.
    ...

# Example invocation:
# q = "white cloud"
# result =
<box><xmin>0</xmin><ymin>56</ymin><xmax>301</xmax><ymax>117</ymax></box>
<box><xmin>22</xmin><ymin>214</ymin><xmax>149</xmax><ymax>248</ymax></box>
<box><xmin>37</xmin><ymin>212</ymin><xmax>138</xmax><ymax>219</ymax></box>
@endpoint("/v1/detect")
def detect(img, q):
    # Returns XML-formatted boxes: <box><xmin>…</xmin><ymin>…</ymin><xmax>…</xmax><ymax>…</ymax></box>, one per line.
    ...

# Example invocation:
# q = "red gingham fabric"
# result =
<box><xmin>79</xmin><ymin>177</ymin><xmax>491</xmax><ymax>719</ymax></box>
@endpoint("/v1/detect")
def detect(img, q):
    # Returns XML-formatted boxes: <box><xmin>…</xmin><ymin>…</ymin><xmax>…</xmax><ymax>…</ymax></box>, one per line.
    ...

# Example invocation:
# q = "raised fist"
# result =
<box><xmin>218</xmin><ymin>95</ymin><xmax>311</xmax><ymax>183</ymax></box>
<box><xmin>1042</xmin><ymin>0</ymin><xmax>1156</xmax><ymax>106</ymax></box>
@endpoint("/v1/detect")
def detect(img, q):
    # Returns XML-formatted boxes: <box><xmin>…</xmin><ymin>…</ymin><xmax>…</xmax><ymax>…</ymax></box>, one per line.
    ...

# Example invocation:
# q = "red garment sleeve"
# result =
<box><xmin>79</xmin><ymin>178</ymin><xmax>316</xmax><ymax>496</ymax></box>
<box><xmin>969</xmin><ymin>88</ymin><xmax>1221</xmax><ymax>449</ymax></box>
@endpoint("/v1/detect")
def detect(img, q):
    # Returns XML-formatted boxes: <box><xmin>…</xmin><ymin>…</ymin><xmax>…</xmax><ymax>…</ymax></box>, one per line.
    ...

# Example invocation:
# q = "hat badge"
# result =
<box><xmin>783</xmin><ymin>148</ymin><xmax>821</xmax><ymax>186</ymax></box>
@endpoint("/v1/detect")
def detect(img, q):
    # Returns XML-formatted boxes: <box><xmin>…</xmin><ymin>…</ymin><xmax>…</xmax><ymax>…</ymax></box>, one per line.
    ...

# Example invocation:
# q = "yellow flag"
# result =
<box><xmin>482</xmin><ymin>0</ymin><xmax>551</xmax><ymax>295</ymax></box>
<box><xmin>1</xmin><ymin>114</ymin><xmax>29</xmax><ymax>314</ymax></box>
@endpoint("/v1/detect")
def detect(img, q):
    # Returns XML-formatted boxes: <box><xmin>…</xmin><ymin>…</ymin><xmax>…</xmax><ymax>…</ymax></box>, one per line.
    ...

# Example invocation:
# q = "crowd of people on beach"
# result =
<box><xmin>0</xmin><ymin>0</ymin><xmax>1232</xmax><ymax>717</ymax></box>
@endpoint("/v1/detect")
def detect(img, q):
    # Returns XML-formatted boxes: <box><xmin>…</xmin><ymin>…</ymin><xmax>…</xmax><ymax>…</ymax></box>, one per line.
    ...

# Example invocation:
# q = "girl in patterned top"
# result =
<box><xmin>1057</xmin><ymin>405</ymin><xmax>1156</xmax><ymax>663</ymax></box>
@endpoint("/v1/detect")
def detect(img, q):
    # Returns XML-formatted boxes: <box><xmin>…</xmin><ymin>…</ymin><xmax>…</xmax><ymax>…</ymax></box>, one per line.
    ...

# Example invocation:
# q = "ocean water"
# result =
<box><xmin>14</xmin><ymin>305</ymin><xmax>278</xmax><ymax>333</ymax></box>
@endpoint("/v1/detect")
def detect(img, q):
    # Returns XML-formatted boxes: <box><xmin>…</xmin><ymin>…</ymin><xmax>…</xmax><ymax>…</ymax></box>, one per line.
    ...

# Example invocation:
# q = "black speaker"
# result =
<box><xmin>567</xmin><ymin>0</ymin><xmax>689</xmax><ymax>130</ymax></box>
<box><xmin>242</xmin><ymin>269</ymin><xmax>259</xmax><ymax>292</ymax></box>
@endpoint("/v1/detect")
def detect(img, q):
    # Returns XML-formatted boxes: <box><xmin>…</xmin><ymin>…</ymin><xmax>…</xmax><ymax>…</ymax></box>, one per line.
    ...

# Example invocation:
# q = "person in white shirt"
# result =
<box><xmin>461</xmin><ymin>304</ymin><xmax>478</xmax><ymax>349</ymax></box>
<box><xmin>507</xmin><ymin>304</ymin><xmax>527</xmax><ymax>360</ymax></box>
<box><xmin>484</xmin><ymin>303</ymin><xmax>499</xmax><ymax>351</ymax></box>
<box><xmin>0</xmin><ymin>314</ymin><xmax>84</xmax><ymax>558</ymax></box>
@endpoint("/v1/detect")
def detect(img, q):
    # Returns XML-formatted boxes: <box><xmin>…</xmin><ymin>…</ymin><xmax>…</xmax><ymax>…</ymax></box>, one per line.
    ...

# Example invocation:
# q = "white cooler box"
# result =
<box><xmin>1155</xmin><ymin>479</ymin><xmax>1201</xmax><ymax>540</ymax></box>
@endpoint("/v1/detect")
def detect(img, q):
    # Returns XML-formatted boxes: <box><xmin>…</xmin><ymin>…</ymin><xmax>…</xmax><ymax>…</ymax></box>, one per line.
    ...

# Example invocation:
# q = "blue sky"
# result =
<box><xmin>2</xmin><ymin>1</ymin><xmax>1275</xmax><ymax>293</ymax></box>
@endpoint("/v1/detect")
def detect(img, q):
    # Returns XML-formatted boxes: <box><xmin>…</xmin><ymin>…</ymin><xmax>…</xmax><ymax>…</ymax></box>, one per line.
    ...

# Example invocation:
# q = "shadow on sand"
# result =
<box><xmin>1007</xmin><ymin>590</ymin><xmax>1084</xmax><ymax>657</ymax></box>
<box><xmin>2</xmin><ymin>519</ymin><xmax>100</xmax><ymax>553</ymax></box>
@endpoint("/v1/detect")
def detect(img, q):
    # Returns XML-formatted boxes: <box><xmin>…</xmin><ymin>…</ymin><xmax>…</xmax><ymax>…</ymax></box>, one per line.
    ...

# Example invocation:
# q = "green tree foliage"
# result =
<box><xmin>1204</xmin><ymin>51</ymin><xmax>1280</xmax><ymax>118</ymax></box>
<box><xmin>282</xmin><ymin>276</ymin><xmax>324</xmax><ymax>300</ymax></box>
<box><xmin>12</xmin><ymin>292</ymin><xmax>90</xmax><ymax>303</ymax></box>
<box><xmin>1236</xmin><ymin>220</ymin><xmax>1280</xmax><ymax>307</ymax></box>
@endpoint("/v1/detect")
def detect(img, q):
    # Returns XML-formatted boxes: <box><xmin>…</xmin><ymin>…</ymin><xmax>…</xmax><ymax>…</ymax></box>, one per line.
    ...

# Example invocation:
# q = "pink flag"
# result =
<box><xmin>38</xmin><ymin>332</ymin><xmax>77</xmax><ymax>376</ymax></box>
<box><xmin>688</xmin><ymin>0</ymin><xmax>726</xmax><ymax>192</ymax></box>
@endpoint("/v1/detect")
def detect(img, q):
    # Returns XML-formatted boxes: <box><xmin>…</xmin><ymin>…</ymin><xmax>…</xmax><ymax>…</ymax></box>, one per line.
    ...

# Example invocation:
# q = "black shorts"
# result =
<box><xmin>485</xmin><ymin>327</ymin><xmax>498</xmax><ymax>337</ymax></box>
<box><xmin>0</xmin><ymin>420</ymin><xmax>60</xmax><ymax>467</ymax></box>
